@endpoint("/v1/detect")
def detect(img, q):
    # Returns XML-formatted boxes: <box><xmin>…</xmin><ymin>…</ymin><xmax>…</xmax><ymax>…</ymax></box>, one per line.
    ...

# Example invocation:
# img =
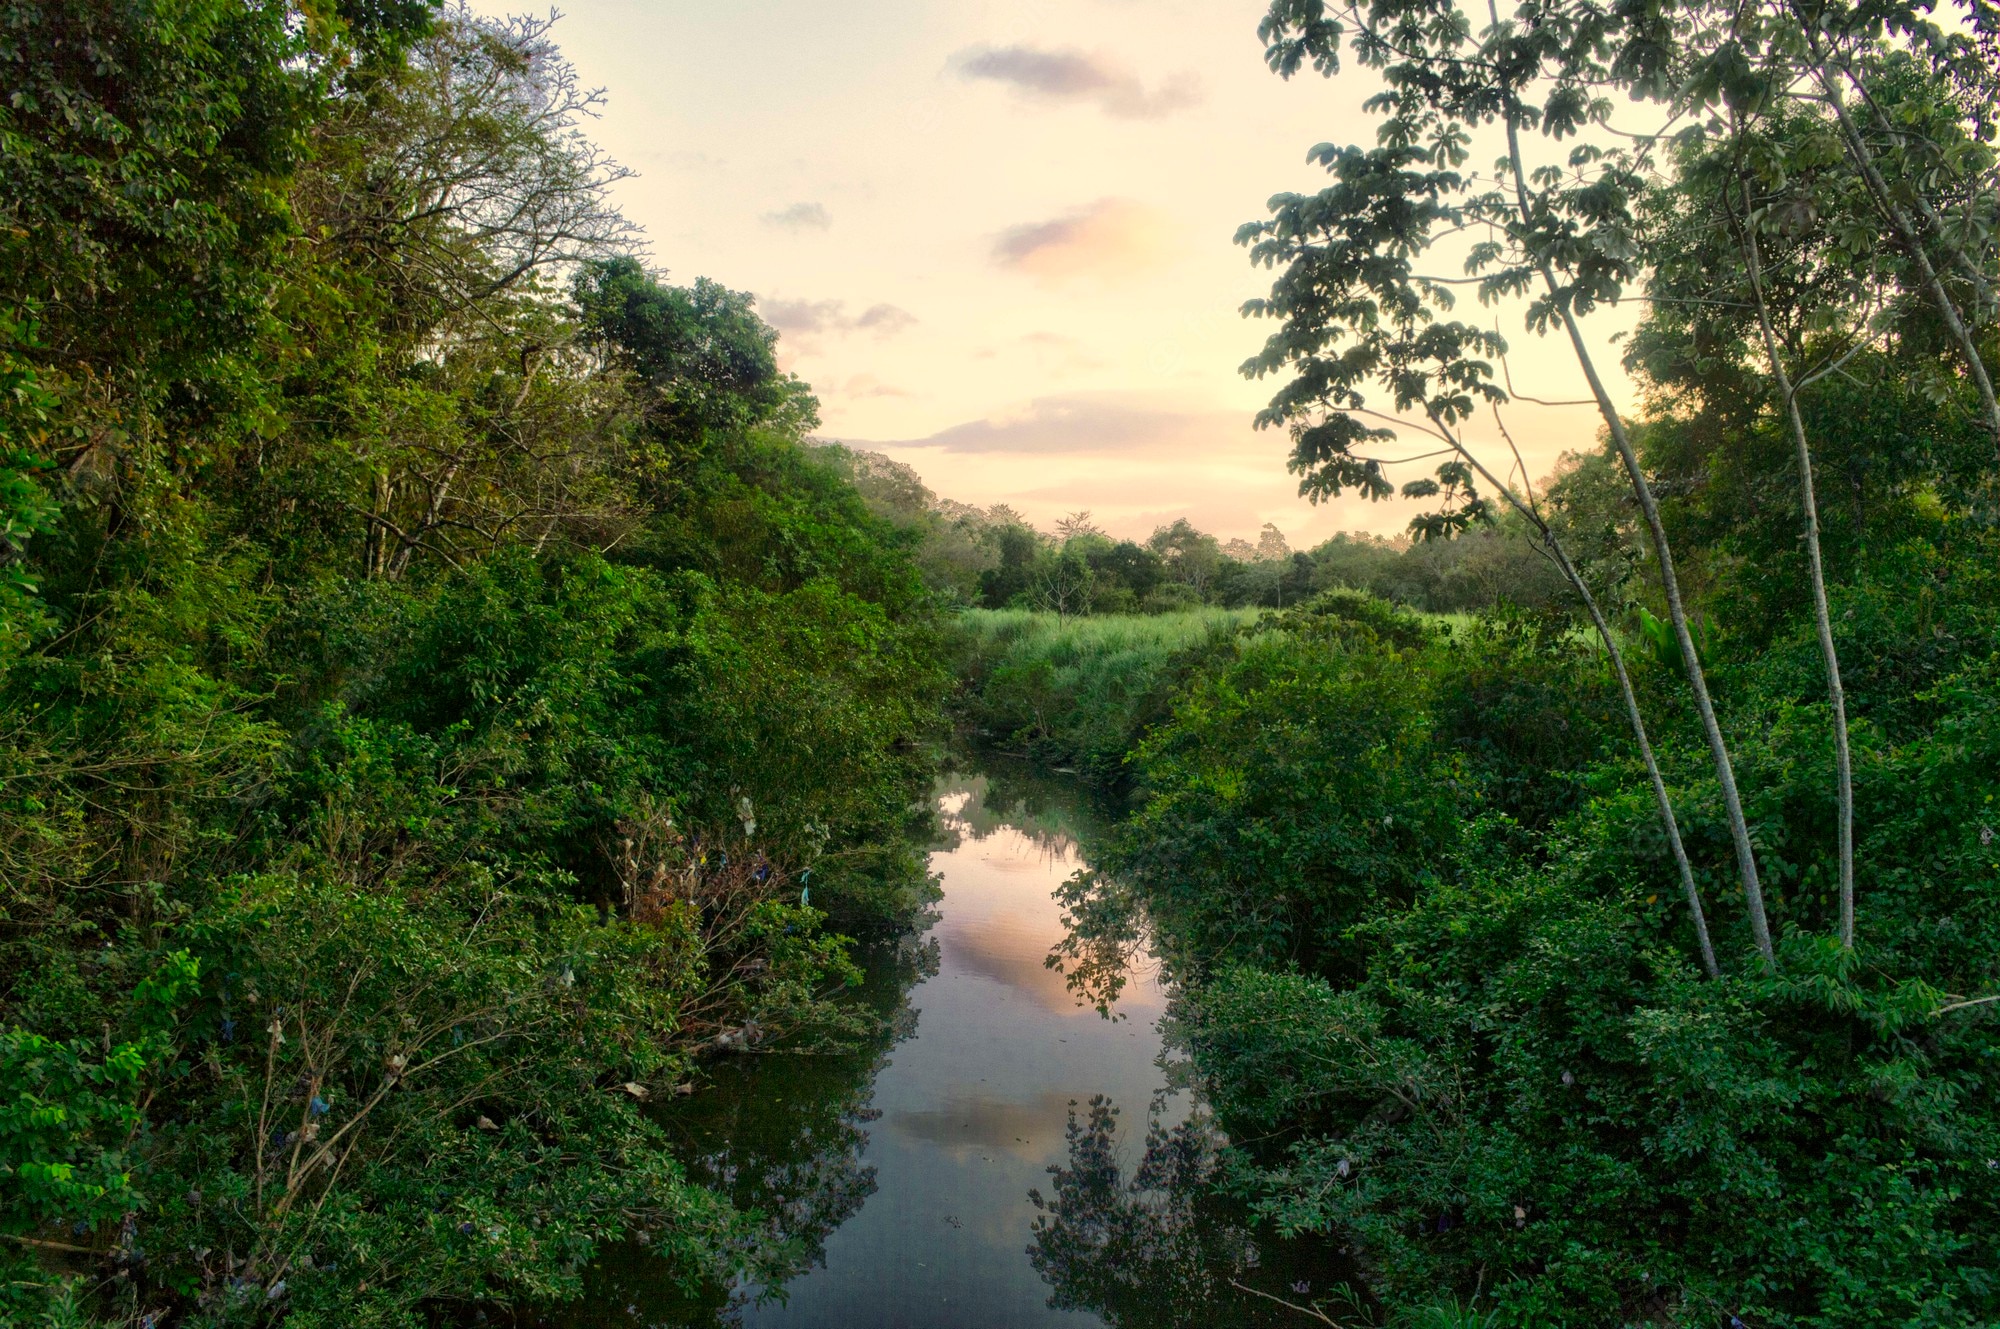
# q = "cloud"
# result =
<box><xmin>759</xmin><ymin>297</ymin><xmax>918</xmax><ymax>351</ymax></box>
<box><xmin>761</xmin><ymin>297</ymin><xmax>846</xmax><ymax>336</ymax></box>
<box><xmin>853</xmin><ymin>302</ymin><xmax>918</xmax><ymax>335</ymax></box>
<box><xmin>991</xmin><ymin>198</ymin><xmax>1172</xmax><ymax>284</ymax></box>
<box><xmin>762</xmin><ymin>200</ymin><xmax>832</xmax><ymax>230</ymax></box>
<box><xmin>856</xmin><ymin>389</ymin><xmax>1611</xmax><ymax>544</ymax></box>
<box><xmin>854</xmin><ymin>394</ymin><xmax>1367</xmax><ymax>541</ymax></box>
<box><xmin>954</xmin><ymin>44</ymin><xmax>1202</xmax><ymax>119</ymax></box>
<box><xmin>883</xmin><ymin>392</ymin><xmax>1233</xmax><ymax>456</ymax></box>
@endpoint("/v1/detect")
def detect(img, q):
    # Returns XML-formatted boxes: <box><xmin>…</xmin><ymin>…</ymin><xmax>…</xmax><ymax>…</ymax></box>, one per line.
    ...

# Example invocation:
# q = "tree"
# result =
<box><xmin>980</xmin><ymin>520</ymin><xmax>1046</xmax><ymax>607</ymax></box>
<box><xmin>1086</xmin><ymin>540</ymin><xmax>1167</xmax><ymax>607</ymax></box>
<box><xmin>1035</xmin><ymin>546</ymin><xmax>1097</xmax><ymax>623</ymax></box>
<box><xmin>1623</xmin><ymin>0</ymin><xmax>1996</xmax><ymax>948</ymax></box>
<box><xmin>576</xmin><ymin>256</ymin><xmax>817</xmax><ymax>442</ymax></box>
<box><xmin>1632</xmin><ymin>115</ymin><xmax>1877</xmax><ymax>947</ymax></box>
<box><xmin>1057</xmin><ymin>509</ymin><xmax>1106</xmax><ymax>542</ymax></box>
<box><xmin>1245</xmin><ymin>0</ymin><xmax>1772</xmax><ymax>967</ymax></box>
<box><xmin>1755</xmin><ymin>4</ymin><xmax>2000</xmax><ymax>463</ymax></box>
<box><xmin>298</xmin><ymin>5</ymin><xmax>638</xmax><ymax>327</ymax></box>
<box><xmin>0</xmin><ymin>5</ymin><xmax>952</xmax><ymax>1321</ymax></box>
<box><xmin>1149</xmin><ymin>519</ymin><xmax>1224</xmax><ymax>598</ymax></box>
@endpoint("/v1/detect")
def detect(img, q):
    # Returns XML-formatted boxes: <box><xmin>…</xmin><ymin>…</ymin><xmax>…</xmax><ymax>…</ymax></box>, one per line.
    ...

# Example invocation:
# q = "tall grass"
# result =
<box><xmin>954</xmin><ymin>606</ymin><xmax>1263</xmax><ymax>659</ymax></box>
<box><xmin>949</xmin><ymin>608</ymin><xmax>1264</xmax><ymax>781</ymax></box>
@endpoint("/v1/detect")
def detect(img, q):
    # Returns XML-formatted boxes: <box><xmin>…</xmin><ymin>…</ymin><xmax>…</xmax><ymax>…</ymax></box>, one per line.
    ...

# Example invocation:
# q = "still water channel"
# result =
<box><xmin>564</xmin><ymin>757</ymin><xmax>1338</xmax><ymax>1328</ymax></box>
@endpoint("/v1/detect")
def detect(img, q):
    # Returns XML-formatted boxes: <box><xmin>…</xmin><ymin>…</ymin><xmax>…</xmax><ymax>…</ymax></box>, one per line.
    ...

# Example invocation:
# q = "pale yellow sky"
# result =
<box><xmin>516</xmin><ymin>0</ymin><xmax>1644</xmax><ymax>543</ymax></box>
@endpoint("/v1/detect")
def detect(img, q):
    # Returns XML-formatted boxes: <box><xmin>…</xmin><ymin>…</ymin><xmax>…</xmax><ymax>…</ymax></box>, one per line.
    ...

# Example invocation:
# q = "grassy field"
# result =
<box><xmin>948</xmin><ymin>607</ymin><xmax>1266</xmax><ymax>781</ymax></box>
<box><xmin>952</xmin><ymin>606</ymin><xmax>1264</xmax><ymax>660</ymax></box>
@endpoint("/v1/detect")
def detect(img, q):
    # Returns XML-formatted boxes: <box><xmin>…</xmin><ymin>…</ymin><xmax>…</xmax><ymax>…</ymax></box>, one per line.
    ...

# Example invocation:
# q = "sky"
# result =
<box><xmin>509</xmin><ymin>0</ymin><xmax>1646</xmax><ymax>545</ymax></box>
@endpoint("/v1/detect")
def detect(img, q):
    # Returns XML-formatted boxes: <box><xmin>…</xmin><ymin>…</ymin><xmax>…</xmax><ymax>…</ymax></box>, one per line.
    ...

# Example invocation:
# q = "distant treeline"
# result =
<box><xmin>819</xmin><ymin>444</ymin><xmax>1576</xmax><ymax>614</ymax></box>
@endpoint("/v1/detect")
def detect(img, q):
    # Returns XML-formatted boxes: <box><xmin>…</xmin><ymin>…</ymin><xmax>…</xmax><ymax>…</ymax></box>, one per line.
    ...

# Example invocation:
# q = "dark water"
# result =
<box><xmin>561</xmin><ymin>758</ymin><xmax>1351</xmax><ymax>1328</ymax></box>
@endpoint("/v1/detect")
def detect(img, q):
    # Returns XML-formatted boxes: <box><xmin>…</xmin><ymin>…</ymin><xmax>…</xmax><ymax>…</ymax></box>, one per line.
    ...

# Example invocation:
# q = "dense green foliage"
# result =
<box><xmin>0</xmin><ymin>4</ymin><xmax>944</xmax><ymax>1323</ymax></box>
<box><xmin>949</xmin><ymin>607</ymin><xmax>1260</xmax><ymax>782</ymax></box>
<box><xmin>1019</xmin><ymin>510</ymin><xmax>2000</xmax><ymax>1324</ymax></box>
<box><xmin>994</xmin><ymin>0</ymin><xmax>2000</xmax><ymax>1315</ymax></box>
<box><xmin>7</xmin><ymin>0</ymin><xmax>1998</xmax><ymax>1322</ymax></box>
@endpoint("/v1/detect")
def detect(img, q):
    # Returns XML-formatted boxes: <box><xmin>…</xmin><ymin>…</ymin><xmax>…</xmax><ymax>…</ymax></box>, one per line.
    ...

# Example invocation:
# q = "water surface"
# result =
<box><xmin>725</xmin><ymin>769</ymin><xmax>1168</xmax><ymax>1327</ymax></box>
<box><xmin>566</xmin><ymin>759</ymin><xmax>1346</xmax><ymax>1328</ymax></box>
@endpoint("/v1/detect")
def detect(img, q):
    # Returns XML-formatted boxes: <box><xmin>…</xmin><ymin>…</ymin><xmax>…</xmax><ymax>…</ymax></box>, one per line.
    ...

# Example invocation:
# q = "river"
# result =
<box><xmin>563</xmin><ymin>757</ymin><xmax>1343</xmax><ymax>1328</ymax></box>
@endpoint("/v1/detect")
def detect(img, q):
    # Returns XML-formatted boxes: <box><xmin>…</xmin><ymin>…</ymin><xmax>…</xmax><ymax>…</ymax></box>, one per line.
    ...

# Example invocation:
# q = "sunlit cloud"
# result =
<box><xmin>762</xmin><ymin>200</ymin><xmax>832</xmax><ymax>230</ymax></box>
<box><xmin>991</xmin><ymin>198</ymin><xmax>1174</xmax><ymax>284</ymax></box>
<box><xmin>885</xmin><ymin>392</ymin><xmax>1232</xmax><ymax>455</ymax></box>
<box><xmin>954</xmin><ymin>43</ymin><xmax>1202</xmax><ymax>119</ymax></box>
<box><xmin>853</xmin><ymin>302</ymin><xmax>918</xmax><ymax>334</ymax></box>
<box><xmin>762</xmin><ymin>297</ymin><xmax>919</xmax><ymax>354</ymax></box>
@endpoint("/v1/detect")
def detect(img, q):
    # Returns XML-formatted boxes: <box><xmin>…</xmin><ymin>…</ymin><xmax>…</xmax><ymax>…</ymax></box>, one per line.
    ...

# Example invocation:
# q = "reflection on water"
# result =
<box><xmin>1029</xmin><ymin>1096</ymin><xmax>1363</xmax><ymax>1328</ymax></box>
<box><xmin>558</xmin><ymin>755</ymin><xmax>1344</xmax><ymax>1327</ymax></box>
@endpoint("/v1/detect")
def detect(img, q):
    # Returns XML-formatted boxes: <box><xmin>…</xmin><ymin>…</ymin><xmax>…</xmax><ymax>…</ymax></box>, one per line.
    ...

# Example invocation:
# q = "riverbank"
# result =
<box><xmin>557</xmin><ymin>753</ymin><xmax>1351</xmax><ymax>1327</ymax></box>
<box><xmin>949</xmin><ymin>608</ymin><xmax>1262</xmax><ymax>785</ymax></box>
<box><xmin>949</xmin><ymin>575</ymin><xmax>2000</xmax><ymax>1325</ymax></box>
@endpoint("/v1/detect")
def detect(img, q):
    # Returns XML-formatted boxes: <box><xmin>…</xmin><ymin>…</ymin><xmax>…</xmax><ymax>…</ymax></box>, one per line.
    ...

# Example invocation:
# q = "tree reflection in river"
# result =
<box><xmin>545</xmin><ymin>927</ymin><xmax>939</xmax><ymax>1327</ymax></box>
<box><xmin>546</xmin><ymin>754</ymin><xmax>1355</xmax><ymax>1328</ymax></box>
<box><xmin>933</xmin><ymin>755</ymin><xmax>1117</xmax><ymax>860</ymax></box>
<box><xmin>1029</xmin><ymin>1094</ymin><xmax>1362</xmax><ymax>1328</ymax></box>
<box><xmin>948</xmin><ymin>756</ymin><xmax>1162</xmax><ymax>1019</ymax></box>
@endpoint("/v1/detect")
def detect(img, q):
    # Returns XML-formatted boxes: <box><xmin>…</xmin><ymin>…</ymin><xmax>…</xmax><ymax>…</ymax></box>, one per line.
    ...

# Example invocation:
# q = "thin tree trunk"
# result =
<box><xmin>1546</xmin><ymin>525</ymin><xmax>1722</xmax><ymax>980</ymax></box>
<box><xmin>1496</xmin><ymin>106</ymin><xmax>1776</xmax><ymax>969</ymax></box>
<box><xmin>1789</xmin><ymin>6</ymin><xmax>2000</xmax><ymax>333</ymax></box>
<box><xmin>1434</xmin><ymin>415</ymin><xmax>1722</xmax><ymax>978</ymax></box>
<box><xmin>1733</xmin><ymin>170</ymin><xmax>1858</xmax><ymax>948</ymax></box>
<box><xmin>388</xmin><ymin>455</ymin><xmax>464</xmax><ymax>581</ymax></box>
<box><xmin>365</xmin><ymin>472</ymin><xmax>390</xmax><ymax>579</ymax></box>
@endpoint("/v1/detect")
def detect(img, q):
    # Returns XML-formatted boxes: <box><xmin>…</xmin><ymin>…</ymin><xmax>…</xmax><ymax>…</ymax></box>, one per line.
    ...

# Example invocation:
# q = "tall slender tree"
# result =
<box><xmin>1237</xmin><ymin>124</ymin><xmax>1723</xmax><ymax>976</ymax></box>
<box><xmin>1248</xmin><ymin>0</ymin><xmax>1779</xmax><ymax>964</ymax></box>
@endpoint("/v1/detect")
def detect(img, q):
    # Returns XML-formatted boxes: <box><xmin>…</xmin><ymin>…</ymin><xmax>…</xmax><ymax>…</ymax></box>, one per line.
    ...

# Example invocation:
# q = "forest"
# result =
<box><xmin>0</xmin><ymin>3</ymin><xmax>947</xmax><ymax>1323</ymax></box>
<box><xmin>3</xmin><ymin>0</ymin><xmax>1998</xmax><ymax>1326</ymax></box>
<box><xmin>988</xmin><ymin>0</ymin><xmax>2000</xmax><ymax>1322</ymax></box>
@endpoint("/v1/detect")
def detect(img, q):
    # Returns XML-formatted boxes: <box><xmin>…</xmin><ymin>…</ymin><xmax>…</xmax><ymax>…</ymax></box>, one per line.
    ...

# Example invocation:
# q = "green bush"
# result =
<box><xmin>949</xmin><ymin>607</ymin><xmax>1262</xmax><ymax>782</ymax></box>
<box><xmin>0</xmin><ymin>5</ymin><xmax>949</xmax><ymax>1320</ymax></box>
<box><xmin>1098</xmin><ymin>557</ymin><xmax>2000</xmax><ymax>1324</ymax></box>
<box><xmin>1111</xmin><ymin>598</ymin><xmax>1460</xmax><ymax>981</ymax></box>
<box><xmin>3</xmin><ymin>873</ymin><xmax>744</xmax><ymax>1327</ymax></box>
